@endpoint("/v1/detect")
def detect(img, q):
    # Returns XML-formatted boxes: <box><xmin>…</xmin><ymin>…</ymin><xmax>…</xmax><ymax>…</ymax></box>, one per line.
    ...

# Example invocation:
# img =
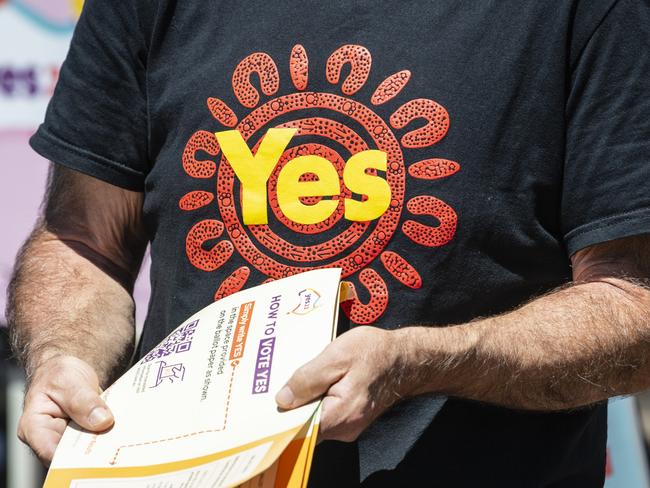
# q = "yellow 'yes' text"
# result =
<box><xmin>216</xmin><ymin>128</ymin><xmax>391</xmax><ymax>225</ymax></box>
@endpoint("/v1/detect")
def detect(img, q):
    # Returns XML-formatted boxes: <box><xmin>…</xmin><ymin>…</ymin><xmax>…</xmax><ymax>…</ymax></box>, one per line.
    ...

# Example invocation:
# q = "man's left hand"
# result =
<box><xmin>275</xmin><ymin>326</ymin><xmax>411</xmax><ymax>442</ymax></box>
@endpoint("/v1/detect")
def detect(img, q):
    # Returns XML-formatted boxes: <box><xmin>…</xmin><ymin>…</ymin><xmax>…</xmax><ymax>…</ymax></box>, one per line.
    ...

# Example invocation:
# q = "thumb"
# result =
<box><xmin>63</xmin><ymin>386</ymin><xmax>114</xmax><ymax>432</ymax></box>
<box><xmin>46</xmin><ymin>358</ymin><xmax>114</xmax><ymax>432</ymax></box>
<box><xmin>276</xmin><ymin>348</ymin><xmax>347</xmax><ymax>410</ymax></box>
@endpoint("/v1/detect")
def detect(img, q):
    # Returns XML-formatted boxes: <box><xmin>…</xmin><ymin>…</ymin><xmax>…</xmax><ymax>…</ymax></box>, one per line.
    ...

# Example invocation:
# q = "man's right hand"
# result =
<box><xmin>17</xmin><ymin>355</ymin><xmax>114</xmax><ymax>466</ymax></box>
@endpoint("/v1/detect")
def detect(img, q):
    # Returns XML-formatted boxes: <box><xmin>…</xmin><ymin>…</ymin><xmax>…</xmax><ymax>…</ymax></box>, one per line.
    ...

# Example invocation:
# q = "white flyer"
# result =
<box><xmin>45</xmin><ymin>268</ymin><xmax>342</xmax><ymax>488</ymax></box>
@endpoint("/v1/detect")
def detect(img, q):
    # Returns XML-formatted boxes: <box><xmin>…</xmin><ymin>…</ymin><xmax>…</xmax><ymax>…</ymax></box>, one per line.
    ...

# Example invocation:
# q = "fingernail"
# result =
<box><xmin>88</xmin><ymin>407</ymin><xmax>110</xmax><ymax>427</ymax></box>
<box><xmin>276</xmin><ymin>386</ymin><xmax>295</xmax><ymax>408</ymax></box>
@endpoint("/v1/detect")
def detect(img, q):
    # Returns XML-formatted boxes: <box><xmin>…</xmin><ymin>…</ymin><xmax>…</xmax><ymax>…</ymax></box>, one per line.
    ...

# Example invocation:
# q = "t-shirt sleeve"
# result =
<box><xmin>562</xmin><ymin>0</ymin><xmax>650</xmax><ymax>256</ymax></box>
<box><xmin>29</xmin><ymin>0</ymin><xmax>149</xmax><ymax>191</ymax></box>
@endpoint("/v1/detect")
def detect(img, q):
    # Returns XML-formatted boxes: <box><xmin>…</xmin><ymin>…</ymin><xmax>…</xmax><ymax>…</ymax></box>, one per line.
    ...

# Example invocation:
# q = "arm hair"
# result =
<box><xmin>6</xmin><ymin>165</ymin><xmax>147</xmax><ymax>386</ymax></box>
<box><xmin>402</xmin><ymin>234</ymin><xmax>650</xmax><ymax>410</ymax></box>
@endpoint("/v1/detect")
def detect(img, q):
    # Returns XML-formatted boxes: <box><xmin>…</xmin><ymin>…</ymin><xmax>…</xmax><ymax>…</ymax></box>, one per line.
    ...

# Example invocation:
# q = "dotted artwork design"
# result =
<box><xmin>179</xmin><ymin>44</ymin><xmax>460</xmax><ymax>325</ymax></box>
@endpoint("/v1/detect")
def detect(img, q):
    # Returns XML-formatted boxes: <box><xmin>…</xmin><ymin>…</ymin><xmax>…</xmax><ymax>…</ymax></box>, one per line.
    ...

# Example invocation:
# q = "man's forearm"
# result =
<box><xmin>7</xmin><ymin>226</ymin><xmax>136</xmax><ymax>387</ymax></box>
<box><xmin>401</xmin><ymin>278</ymin><xmax>650</xmax><ymax>410</ymax></box>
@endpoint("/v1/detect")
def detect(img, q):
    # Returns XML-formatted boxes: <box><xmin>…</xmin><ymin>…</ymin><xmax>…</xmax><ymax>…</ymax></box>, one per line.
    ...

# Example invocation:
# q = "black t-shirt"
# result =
<box><xmin>30</xmin><ymin>0</ymin><xmax>650</xmax><ymax>486</ymax></box>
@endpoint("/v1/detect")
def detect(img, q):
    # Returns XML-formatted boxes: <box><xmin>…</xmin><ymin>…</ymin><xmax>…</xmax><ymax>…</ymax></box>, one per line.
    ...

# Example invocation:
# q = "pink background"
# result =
<box><xmin>16</xmin><ymin>0</ymin><xmax>75</xmax><ymax>22</ymax></box>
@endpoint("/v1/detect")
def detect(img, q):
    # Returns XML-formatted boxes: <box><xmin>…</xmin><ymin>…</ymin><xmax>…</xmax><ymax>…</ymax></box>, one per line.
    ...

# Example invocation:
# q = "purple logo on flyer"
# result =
<box><xmin>252</xmin><ymin>337</ymin><xmax>276</xmax><ymax>394</ymax></box>
<box><xmin>289</xmin><ymin>288</ymin><xmax>321</xmax><ymax>316</ymax></box>
<box><xmin>151</xmin><ymin>361</ymin><xmax>186</xmax><ymax>388</ymax></box>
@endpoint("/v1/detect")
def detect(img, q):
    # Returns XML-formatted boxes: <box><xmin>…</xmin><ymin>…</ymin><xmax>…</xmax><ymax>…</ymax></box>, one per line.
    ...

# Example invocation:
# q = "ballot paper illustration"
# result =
<box><xmin>44</xmin><ymin>268</ymin><xmax>342</xmax><ymax>488</ymax></box>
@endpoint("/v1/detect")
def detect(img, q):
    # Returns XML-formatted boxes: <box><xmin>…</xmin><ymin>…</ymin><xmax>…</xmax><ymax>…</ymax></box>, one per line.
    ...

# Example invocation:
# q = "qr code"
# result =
<box><xmin>141</xmin><ymin>320</ymin><xmax>199</xmax><ymax>363</ymax></box>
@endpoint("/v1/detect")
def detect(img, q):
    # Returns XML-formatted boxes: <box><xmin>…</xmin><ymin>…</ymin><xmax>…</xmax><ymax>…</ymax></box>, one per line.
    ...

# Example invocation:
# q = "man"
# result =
<box><xmin>6</xmin><ymin>0</ymin><xmax>650</xmax><ymax>485</ymax></box>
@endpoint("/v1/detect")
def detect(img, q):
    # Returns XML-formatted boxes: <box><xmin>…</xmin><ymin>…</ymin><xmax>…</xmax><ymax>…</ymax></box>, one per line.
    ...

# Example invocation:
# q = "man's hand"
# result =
<box><xmin>18</xmin><ymin>355</ymin><xmax>114</xmax><ymax>465</ymax></box>
<box><xmin>7</xmin><ymin>165</ymin><xmax>145</xmax><ymax>465</ymax></box>
<box><xmin>275</xmin><ymin>326</ymin><xmax>409</xmax><ymax>442</ymax></box>
<box><xmin>278</xmin><ymin>235</ymin><xmax>650</xmax><ymax>438</ymax></box>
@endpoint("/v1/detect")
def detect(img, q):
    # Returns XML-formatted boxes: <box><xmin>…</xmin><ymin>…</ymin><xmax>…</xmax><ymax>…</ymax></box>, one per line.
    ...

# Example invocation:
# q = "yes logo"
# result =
<box><xmin>216</xmin><ymin>128</ymin><xmax>391</xmax><ymax>225</ymax></box>
<box><xmin>180</xmin><ymin>44</ymin><xmax>460</xmax><ymax>327</ymax></box>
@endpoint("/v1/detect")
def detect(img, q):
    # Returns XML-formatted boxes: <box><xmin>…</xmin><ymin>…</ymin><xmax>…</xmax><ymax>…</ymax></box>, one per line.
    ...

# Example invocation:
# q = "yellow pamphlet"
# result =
<box><xmin>44</xmin><ymin>268</ymin><xmax>342</xmax><ymax>487</ymax></box>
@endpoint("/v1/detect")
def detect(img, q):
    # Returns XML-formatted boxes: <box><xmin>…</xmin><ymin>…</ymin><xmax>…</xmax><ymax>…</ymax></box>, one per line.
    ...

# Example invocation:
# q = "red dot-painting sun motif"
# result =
<box><xmin>179</xmin><ymin>44</ymin><xmax>460</xmax><ymax>325</ymax></box>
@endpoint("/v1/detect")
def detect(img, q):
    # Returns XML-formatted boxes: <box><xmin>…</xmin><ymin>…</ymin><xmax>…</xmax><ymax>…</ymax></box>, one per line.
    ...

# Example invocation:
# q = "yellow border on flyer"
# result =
<box><xmin>44</xmin><ymin>425</ymin><xmax>303</xmax><ymax>487</ymax></box>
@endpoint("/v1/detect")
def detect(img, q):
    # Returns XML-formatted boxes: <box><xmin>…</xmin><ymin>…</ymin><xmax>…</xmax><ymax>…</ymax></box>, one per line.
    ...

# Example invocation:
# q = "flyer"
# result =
<box><xmin>44</xmin><ymin>268</ymin><xmax>343</xmax><ymax>487</ymax></box>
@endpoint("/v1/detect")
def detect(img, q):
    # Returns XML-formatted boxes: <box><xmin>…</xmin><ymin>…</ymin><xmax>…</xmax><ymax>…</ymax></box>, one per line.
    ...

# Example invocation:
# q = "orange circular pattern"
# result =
<box><xmin>217</xmin><ymin>92</ymin><xmax>406</xmax><ymax>279</ymax></box>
